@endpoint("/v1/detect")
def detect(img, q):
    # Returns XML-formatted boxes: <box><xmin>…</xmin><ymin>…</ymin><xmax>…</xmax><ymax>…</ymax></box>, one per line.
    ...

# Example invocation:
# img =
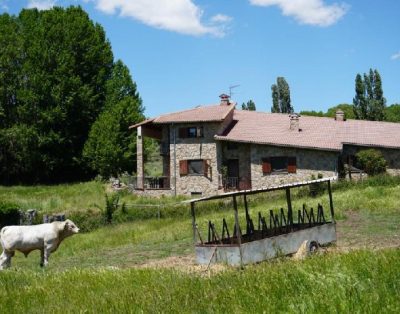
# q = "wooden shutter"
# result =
<box><xmin>262</xmin><ymin>158</ymin><xmax>271</xmax><ymax>174</ymax></box>
<box><xmin>179</xmin><ymin>127</ymin><xmax>187</xmax><ymax>138</ymax></box>
<box><xmin>197</xmin><ymin>127</ymin><xmax>204</xmax><ymax>138</ymax></box>
<box><xmin>287</xmin><ymin>157</ymin><xmax>297</xmax><ymax>173</ymax></box>
<box><xmin>203</xmin><ymin>159</ymin><xmax>209</xmax><ymax>177</ymax></box>
<box><xmin>179</xmin><ymin>160</ymin><xmax>188</xmax><ymax>176</ymax></box>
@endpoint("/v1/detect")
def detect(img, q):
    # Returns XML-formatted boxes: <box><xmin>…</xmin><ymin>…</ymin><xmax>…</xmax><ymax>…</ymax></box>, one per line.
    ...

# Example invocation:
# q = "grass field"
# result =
<box><xmin>0</xmin><ymin>176</ymin><xmax>399</xmax><ymax>312</ymax></box>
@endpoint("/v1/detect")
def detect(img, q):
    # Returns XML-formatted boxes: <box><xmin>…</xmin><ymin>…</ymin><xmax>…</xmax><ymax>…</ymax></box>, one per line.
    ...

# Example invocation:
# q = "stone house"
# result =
<box><xmin>130</xmin><ymin>95</ymin><xmax>400</xmax><ymax>197</ymax></box>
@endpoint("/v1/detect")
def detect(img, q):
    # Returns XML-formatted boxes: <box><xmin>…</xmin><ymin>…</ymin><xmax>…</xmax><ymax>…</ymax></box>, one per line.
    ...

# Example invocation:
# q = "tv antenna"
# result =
<box><xmin>229</xmin><ymin>84</ymin><xmax>240</xmax><ymax>98</ymax></box>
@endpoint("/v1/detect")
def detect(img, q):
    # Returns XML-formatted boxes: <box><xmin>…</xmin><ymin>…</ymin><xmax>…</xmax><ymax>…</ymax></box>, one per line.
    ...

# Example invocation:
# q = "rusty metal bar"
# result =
<box><xmin>222</xmin><ymin>218</ymin><xmax>230</xmax><ymax>242</ymax></box>
<box><xmin>286</xmin><ymin>188</ymin><xmax>293</xmax><ymax>231</ymax></box>
<box><xmin>195</xmin><ymin>224</ymin><xmax>204</xmax><ymax>244</ymax></box>
<box><xmin>191</xmin><ymin>202</ymin><xmax>197</xmax><ymax>244</ymax></box>
<box><xmin>233</xmin><ymin>195</ymin><xmax>243</xmax><ymax>268</ymax></box>
<box><xmin>327</xmin><ymin>180</ymin><xmax>335</xmax><ymax>222</ymax></box>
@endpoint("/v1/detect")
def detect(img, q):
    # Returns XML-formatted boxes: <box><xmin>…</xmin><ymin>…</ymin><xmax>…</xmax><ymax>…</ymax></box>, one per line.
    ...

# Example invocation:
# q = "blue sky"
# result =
<box><xmin>1</xmin><ymin>1</ymin><xmax>399</xmax><ymax>118</ymax></box>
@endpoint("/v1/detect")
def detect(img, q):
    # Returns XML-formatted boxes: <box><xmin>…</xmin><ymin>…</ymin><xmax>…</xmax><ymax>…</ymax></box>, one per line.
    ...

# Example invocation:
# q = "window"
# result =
<box><xmin>188</xmin><ymin>160</ymin><xmax>203</xmax><ymax>175</ymax></box>
<box><xmin>179</xmin><ymin>126</ymin><xmax>203</xmax><ymax>138</ymax></box>
<box><xmin>262</xmin><ymin>157</ymin><xmax>296</xmax><ymax>175</ymax></box>
<box><xmin>188</xmin><ymin>127</ymin><xmax>197</xmax><ymax>138</ymax></box>
<box><xmin>179</xmin><ymin>159</ymin><xmax>210</xmax><ymax>177</ymax></box>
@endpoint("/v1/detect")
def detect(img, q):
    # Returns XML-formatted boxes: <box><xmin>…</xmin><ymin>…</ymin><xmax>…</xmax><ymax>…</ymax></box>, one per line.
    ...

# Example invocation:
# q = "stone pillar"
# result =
<box><xmin>137</xmin><ymin>126</ymin><xmax>144</xmax><ymax>189</ymax></box>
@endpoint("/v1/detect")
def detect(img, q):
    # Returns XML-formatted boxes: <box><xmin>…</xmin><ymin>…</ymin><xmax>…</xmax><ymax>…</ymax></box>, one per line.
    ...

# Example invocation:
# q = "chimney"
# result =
<box><xmin>335</xmin><ymin>109</ymin><xmax>345</xmax><ymax>121</ymax></box>
<box><xmin>219</xmin><ymin>93</ymin><xmax>230</xmax><ymax>106</ymax></box>
<box><xmin>289</xmin><ymin>113</ymin><xmax>300</xmax><ymax>131</ymax></box>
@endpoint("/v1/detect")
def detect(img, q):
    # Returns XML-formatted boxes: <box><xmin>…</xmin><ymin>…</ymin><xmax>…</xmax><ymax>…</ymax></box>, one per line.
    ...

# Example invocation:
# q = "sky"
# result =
<box><xmin>1</xmin><ymin>0</ymin><xmax>399</xmax><ymax>118</ymax></box>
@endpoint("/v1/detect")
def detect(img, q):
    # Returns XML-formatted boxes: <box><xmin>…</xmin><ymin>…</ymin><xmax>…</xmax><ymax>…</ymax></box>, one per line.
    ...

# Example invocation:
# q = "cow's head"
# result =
<box><xmin>63</xmin><ymin>219</ymin><xmax>80</xmax><ymax>234</ymax></box>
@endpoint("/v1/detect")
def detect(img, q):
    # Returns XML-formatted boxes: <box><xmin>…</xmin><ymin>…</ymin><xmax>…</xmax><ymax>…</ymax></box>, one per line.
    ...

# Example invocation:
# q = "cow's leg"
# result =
<box><xmin>0</xmin><ymin>250</ymin><xmax>13</xmax><ymax>269</ymax></box>
<box><xmin>43</xmin><ymin>247</ymin><xmax>51</xmax><ymax>267</ymax></box>
<box><xmin>0</xmin><ymin>250</ymin><xmax>6</xmax><ymax>269</ymax></box>
<box><xmin>40</xmin><ymin>249</ymin><xmax>45</xmax><ymax>267</ymax></box>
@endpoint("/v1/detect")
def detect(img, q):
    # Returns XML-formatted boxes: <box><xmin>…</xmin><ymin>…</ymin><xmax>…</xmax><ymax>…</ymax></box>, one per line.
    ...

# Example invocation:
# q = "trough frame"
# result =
<box><xmin>189</xmin><ymin>177</ymin><xmax>337</xmax><ymax>266</ymax></box>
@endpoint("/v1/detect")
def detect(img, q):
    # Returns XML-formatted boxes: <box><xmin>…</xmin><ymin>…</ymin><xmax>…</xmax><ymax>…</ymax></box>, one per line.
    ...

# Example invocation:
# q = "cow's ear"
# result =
<box><xmin>63</xmin><ymin>220</ymin><xmax>69</xmax><ymax>230</ymax></box>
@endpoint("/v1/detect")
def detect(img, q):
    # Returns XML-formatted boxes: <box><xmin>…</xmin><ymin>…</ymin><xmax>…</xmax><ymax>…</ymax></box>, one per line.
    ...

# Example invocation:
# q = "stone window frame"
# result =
<box><xmin>179</xmin><ymin>159</ymin><xmax>210</xmax><ymax>177</ymax></box>
<box><xmin>262</xmin><ymin>156</ymin><xmax>297</xmax><ymax>175</ymax></box>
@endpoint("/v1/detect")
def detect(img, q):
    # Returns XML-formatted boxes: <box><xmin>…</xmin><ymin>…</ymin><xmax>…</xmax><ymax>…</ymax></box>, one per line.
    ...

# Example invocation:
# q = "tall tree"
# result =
<box><xmin>270</xmin><ymin>77</ymin><xmax>292</xmax><ymax>113</ymax></box>
<box><xmin>83</xmin><ymin>60</ymin><xmax>145</xmax><ymax>178</ymax></box>
<box><xmin>241</xmin><ymin>100</ymin><xmax>256</xmax><ymax>111</ymax></box>
<box><xmin>353</xmin><ymin>74</ymin><xmax>366</xmax><ymax>119</ymax></box>
<box><xmin>0</xmin><ymin>7</ymin><xmax>114</xmax><ymax>183</ymax></box>
<box><xmin>271</xmin><ymin>84</ymin><xmax>279</xmax><ymax>113</ymax></box>
<box><xmin>353</xmin><ymin>69</ymin><xmax>386</xmax><ymax>121</ymax></box>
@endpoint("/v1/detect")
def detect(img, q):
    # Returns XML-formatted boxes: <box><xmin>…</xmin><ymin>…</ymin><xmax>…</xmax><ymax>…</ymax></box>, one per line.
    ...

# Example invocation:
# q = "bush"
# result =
<box><xmin>0</xmin><ymin>201</ymin><xmax>20</xmax><ymax>228</ymax></box>
<box><xmin>68</xmin><ymin>209</ymin><xmax>104</xmax><ymax>233</ymax></box>
<box><xmin>356</xmin><ymin>149</ymin><xmax>387</xmax><ymax>175</ymax></box>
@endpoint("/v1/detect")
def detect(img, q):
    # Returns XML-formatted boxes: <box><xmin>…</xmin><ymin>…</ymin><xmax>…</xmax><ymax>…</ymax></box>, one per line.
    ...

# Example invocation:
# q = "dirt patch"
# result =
<box><xmin>336</xmin><ymin>210</ymin><xmax>400</xmax><ymax>250</ymax></box>
<box><xmin>136</xmin><ymin>254</ymin><xmax>228</xmax><ymax>274</ymax></box>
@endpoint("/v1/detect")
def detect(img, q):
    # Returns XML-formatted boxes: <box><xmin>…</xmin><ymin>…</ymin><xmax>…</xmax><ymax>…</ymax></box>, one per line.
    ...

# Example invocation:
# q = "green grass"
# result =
<box><xmin>1</xmin><ymin>249</ymin><xmax>399</xmax><ymax>313</ymax></box>
<box><xmin>0</xmin><ymin>176</ymin><xmax>399</xmax><ymax>312</ymax></box>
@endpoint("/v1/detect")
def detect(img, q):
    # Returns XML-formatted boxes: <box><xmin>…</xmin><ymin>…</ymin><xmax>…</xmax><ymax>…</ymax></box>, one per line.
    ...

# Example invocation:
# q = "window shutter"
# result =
<box><xmin>179</xmin><ymin>128</ymin><xmax>187</xmax><ymax>138</ymax></box>
<box><xmin>203</xmin><ymin>159</ymin><xmax>209</xmax><ymax>177</ymax></box>
<box><xmin>287</xmin><ymin>157</ymin><xmax>297</xmax><ymax>173</ymax></box>
<box><xmin>262</xmin><ymin>158</ymin><xmax>271</xmax><ymax>174</ymax></box>
<box><xmin>197</xmin><ymin>127</ymin><xmax>203</xmax><ymax>138</ymax></box>
<box><xmin>179</xmin><ymin>160</ymin><xmax>188</xmax><ymax>176</ymax></box>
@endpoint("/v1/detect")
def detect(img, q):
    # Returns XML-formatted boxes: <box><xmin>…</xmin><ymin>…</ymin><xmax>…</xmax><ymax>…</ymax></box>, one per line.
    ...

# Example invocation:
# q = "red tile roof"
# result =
<box><xmin>153</xmin><ymin>103</ymin><xmax>235</xmax><ymax>123</ymax></box>
<box><xmin>215</xmin><ymin>110</ymin><xmax>400</xmax><ymax>151</ymax></box>
<box><xmin>129</xmin><ymin>104</ymin><xmax>235</xmax><ymax>129</ymax></box>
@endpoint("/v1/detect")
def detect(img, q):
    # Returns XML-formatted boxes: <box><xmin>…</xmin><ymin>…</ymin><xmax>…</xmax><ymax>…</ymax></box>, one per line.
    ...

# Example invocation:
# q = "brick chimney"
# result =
<box><xmin>289</xmin><ymin>113</ymin><xmax>300</xmax><ymax>131</ymax></box>
<box><xmin>335</xmin><ymin>109</ymin><xmax>345</xmax><ymax>121</ymax></box>
<box><xmin>219</xmin><ymin>94</ymin><xmax>230</xmax><ymax>106</ymax></box>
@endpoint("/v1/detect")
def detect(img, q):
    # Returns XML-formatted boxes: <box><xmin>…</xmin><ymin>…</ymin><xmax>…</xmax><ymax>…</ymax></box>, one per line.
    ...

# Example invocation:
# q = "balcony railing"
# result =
<box><xmin>129</xmin><ymin>176</ymin><xmax>171</xmax><ymax>190</ymax></box>
<box><xmin>144</xmin><ymin>176</ymin><xmax>170</xmax><ymax>189</ymax></box>
<box><xmin>223</xmin><ymin>177</ymin><xmax>239</xmax><ymax>191</ymax></box>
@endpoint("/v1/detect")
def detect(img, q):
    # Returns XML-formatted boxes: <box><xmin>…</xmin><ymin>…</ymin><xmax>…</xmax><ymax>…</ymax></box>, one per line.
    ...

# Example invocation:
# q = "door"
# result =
<box><xmin>226</xmin><ymin>159</ymin><xmax>239</xmax><ymax>189</ymax></box>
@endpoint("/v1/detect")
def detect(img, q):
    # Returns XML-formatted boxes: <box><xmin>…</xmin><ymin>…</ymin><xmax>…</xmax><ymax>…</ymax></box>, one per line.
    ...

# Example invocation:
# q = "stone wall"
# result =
<box><xmin>169</xmin><ymin>122</ymin><xmax>223</xmax><ymax>196</ymax></box>
<box><xmin>250</xmin><ymin>144</ymin><xmax>338</xmax><ymax>189</ymax></box>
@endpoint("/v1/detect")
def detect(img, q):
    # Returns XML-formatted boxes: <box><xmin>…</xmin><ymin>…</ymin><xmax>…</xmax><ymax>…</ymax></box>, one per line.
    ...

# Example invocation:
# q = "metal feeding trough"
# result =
<box><xmin>189</xmin><ymin>177</ymin><xmax>337</xmax><ymax>266</ymax></box>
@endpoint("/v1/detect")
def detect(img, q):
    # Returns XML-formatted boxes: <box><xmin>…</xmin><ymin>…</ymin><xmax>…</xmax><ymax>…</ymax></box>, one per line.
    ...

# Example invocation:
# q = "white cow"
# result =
<box><xmin>0</xmin><ymin>219</ymin><xmax>79</xmax><ymax>269</ymax></box>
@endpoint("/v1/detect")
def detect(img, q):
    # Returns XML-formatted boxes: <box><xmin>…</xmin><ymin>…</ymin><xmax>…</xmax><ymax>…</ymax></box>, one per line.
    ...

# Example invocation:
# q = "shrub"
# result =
<box><xmin>356</xmin><ymin>149</ymin><xmax>387</xmax><ymax>175</ymax></box>
<box><xmin>68</xmin><ymin>209</ymin><xmax>104</xmax><ymax>233</ymax></box>
<box><xmin>0</xmin><ymin>201</ymin><xmax>20</xmax><ymax>228</ymax></box>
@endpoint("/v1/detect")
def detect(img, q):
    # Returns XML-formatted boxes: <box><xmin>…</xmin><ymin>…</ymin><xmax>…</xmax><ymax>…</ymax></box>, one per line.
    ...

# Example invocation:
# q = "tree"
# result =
<box><xmin>83</xmin><ymin>60</ymin><xmax>145</xmax><ymax>178</ymax></box>
<box><xmin>385</xmin><ymin>104</ymin><xmax>400</xmax><ymax>122</ymax></box>
<box><xmin>0</xmin><ymin>7</ymin><xmax>114</xmax><ymax>183</ymax></box>
<box><xmin>353</xmin><ymin>74</ymin><xmax>367</xmax><ymax>119</ymax></box>
<box><xmin>241</xmin><ymin>100</ymin><xmax>256</xmax><ymax>111</ymax></box>
<box><xmin>271</xmin><ymin>77</ymin><xmax>292</xmax><ymax>113</ymax></box>
<box><xmin>353</xmin><ymin>69</ymin><xmax>386</xmax><ymax>121</ymax></box>
<box><xmin>326</xmin><ymin>104</ymin><xmax>355</xmax><ymax>119</ymax></box>
<box><xmin>299</xmin><ymin>110</ymin><xmax>324</xmax><ymax>117</ymax></box>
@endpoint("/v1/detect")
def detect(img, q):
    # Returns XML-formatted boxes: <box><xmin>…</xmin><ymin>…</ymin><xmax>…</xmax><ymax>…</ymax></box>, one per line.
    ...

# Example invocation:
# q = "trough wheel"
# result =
<box><xmin>309</xmin><ymin>241</ymin><xmax>319</xmax><ymax>253</ymax></box>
